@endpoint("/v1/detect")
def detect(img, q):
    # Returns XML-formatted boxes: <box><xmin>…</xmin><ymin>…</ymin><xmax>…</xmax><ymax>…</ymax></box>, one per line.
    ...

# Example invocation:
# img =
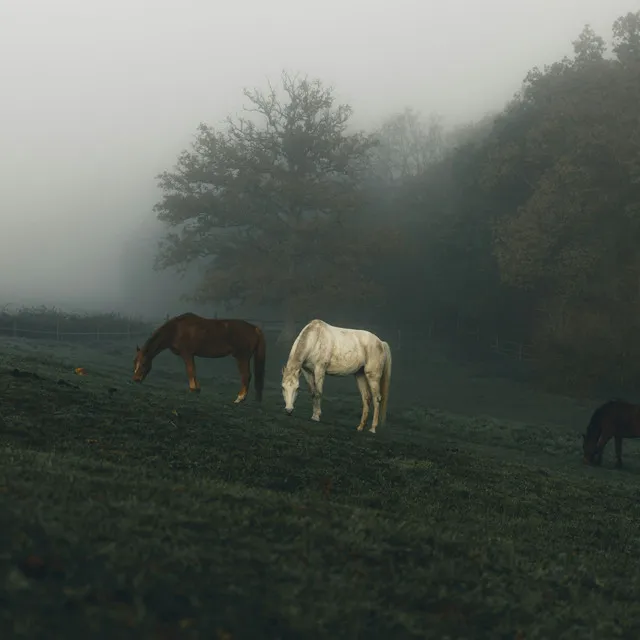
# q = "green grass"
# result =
<box><xmin>1</xmin><ymin>335</ymin><xmax>639</xmax><ymax>639</ymax></box>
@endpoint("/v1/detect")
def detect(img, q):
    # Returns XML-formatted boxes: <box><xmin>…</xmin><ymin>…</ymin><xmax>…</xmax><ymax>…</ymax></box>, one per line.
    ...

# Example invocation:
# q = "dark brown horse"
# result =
<box><xmin>132</xmin><ymin>313</ymin><xmax>266</xmax><ymax>403</ymax></box>
<box><xmin>582</xmin><ymin>399</ymin><xmax>640</xmax><ymax>468</ymax></box>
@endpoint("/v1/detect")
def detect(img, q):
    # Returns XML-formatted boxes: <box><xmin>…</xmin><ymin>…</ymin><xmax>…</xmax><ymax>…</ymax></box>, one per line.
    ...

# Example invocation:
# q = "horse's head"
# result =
<box><xmin>581</xmin><ymin>431</ymin><xmax>600</xmax><ymax>465</ymax></box>
<box><xmin>281</xmin><ymin>365</ymin><xmax>299</xmax><ymax>415</ymax></box>
<box><xmin>132</xmin><ymin>345</ymin><xmax>152</xmax><ymax>382</ymax></box>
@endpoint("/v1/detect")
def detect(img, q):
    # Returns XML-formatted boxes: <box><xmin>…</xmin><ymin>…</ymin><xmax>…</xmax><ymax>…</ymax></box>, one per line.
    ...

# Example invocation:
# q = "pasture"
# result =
<box><xmin>1</xmin><ymin>332</ymin><xmax>640</xmax><ymax>638</ymax></box>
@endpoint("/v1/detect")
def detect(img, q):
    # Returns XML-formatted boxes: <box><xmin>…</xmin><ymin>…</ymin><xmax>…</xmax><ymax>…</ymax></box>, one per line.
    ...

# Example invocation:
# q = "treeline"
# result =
<box><xmin>152</xmin><ymin>11</ymin><xmax>640</xmax><ymax>392</ymax></box>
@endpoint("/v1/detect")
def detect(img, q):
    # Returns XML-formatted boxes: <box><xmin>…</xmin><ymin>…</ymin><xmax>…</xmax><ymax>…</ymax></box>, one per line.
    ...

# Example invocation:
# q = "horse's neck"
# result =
<box><xmin>286</xmin><ymin>337</ymin><xmax>309</xmax><ymax>374</ymax></box>
<box><xmin>143</xmin><ymin>328</ymin><xmax>170</xmax><ymax>359</ymax></box>
<box><xmin>285</xmin><ymin>353</ymin><xmax>304</xmax><ymax>376</ymax></box>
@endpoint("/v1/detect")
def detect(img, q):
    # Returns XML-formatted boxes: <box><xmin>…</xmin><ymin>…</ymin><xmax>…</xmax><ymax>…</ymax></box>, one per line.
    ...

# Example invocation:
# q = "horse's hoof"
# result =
<box><xmin>356</xmin><ymin>425</ymin><xmax>364</xmax><ymax>431</ymax></box>
<box><xmin>189</xmin><ymin>388</ymin><xmax>201</xmax><ymax>394</ymax></box>
<box><xmin>234</xmin><ymin>395</ymin><xmax>247</xmax><ymax>404</ymax></box>
<box><xmin>311</xmin><ymin>415</ymin><xmax>320</xmax><ymax>422</ymax></box>
<box><xmin>369</xmin><ymin>428</ymin><xmax>376</xmax><ymax>434</ymax></box>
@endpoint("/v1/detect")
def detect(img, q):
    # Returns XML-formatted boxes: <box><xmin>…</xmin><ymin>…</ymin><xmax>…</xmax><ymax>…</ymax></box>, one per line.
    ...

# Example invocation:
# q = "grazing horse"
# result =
<box><xmin>132</xmin><ymin>313</ymin><xmax>266</xmax><ymax>403</ymax></box>
<box><xmin>281</xmin><ymin>319</ymin><xmax>392</xmax><ymax>433</ymax></box>
<box><xmin>582</xmin><ymin>399</ymin><xmax>640</xmax><ymax>468</ymax></box>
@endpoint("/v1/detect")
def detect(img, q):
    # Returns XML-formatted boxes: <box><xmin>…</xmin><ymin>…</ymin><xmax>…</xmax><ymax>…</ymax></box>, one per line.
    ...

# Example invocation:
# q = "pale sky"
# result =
<box><xmin>0</xmin><ymin>0</ymin><xmax>637</xmax><ymax>315</ymax></box>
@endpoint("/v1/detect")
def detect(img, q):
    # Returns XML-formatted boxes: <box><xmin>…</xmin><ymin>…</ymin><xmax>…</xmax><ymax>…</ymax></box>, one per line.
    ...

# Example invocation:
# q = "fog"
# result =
<box><xmin>1</xmin><ymin>0</ymin><xmax>637</xmax><ymax>318</ymax></box>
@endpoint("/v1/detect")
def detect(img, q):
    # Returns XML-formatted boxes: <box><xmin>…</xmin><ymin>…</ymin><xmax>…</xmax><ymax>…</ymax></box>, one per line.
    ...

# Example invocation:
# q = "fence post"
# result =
<box><xmin>56</xmin><ymin>319</ymin><xmax>60</xmax><ymax>341</ymax></box>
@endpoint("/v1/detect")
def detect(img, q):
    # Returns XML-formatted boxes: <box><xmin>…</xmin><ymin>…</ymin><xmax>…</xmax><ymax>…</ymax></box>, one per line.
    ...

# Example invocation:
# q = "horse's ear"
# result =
<box><xmin>136</xmin><ymin>345</ymin><xmax>140</xmax><ymax>352</ymax></box>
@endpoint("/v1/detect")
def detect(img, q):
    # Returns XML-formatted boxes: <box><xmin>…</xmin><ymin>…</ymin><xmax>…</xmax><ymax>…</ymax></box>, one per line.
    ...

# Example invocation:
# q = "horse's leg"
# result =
<box><xmin>234</xmin><ymin>356</ymin><xmax>251</xmax><ymax>404</ymax></box>
<box><xmin>615</xmin><ymin>435</ymin><xmax>623</xmax><ymax>468</ymax></box>
<box><xmin>183</xmin><ymin>355</ymin><xmax>200</xmax><ymax>393</ymax></box>
<box><xmin>311</xmin><ymin>367</ymin><xmax>326</xmax><ymax>422</ymax></box>
<box><xmin>355</xmin><ymin>372</ymin><xmax>371</xmax><ymax>432</ymax></box>
<box><xmin>594</xmin><ymin>431</ymin><xmax>613</xmax><ymax>465</ymax></box>
<box><xmin>302</xmin><ymin>369</ymin><xmax>316</xmax><ymax>396</ymax></box>
<box><xmin>365</xmin><ymin>369</ymin><xmax>382</xmax><ymax>434</ymax></box>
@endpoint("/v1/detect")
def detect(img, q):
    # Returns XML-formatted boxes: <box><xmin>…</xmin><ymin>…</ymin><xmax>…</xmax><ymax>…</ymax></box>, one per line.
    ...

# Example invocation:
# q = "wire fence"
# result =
<box><xmin>0</xmin><ymin>315</ymin><xmax>537</xmax><ymax>361</ymax></box>
<box><xmin>490</xmin><ymin>338</ymin><xmax>536</xmax><ymax>361</ymax></box>
<box><xmin>421</xmin><ymin>317</ymin><xmax>536</xmax><ymax>361</ymax></box>
<box><xmin>0</xmin><ymin>323</ymin><xmax>149</xmax><ymax>340</ymax></box>
<box><xmin>0</xmin><ymin>318</ymin><xmax>298</xmax><ymax>341</ymax></box>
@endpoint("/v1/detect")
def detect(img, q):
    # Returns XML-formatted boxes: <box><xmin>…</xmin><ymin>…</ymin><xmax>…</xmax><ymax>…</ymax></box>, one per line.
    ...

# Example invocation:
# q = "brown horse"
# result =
<box><xmin>582</xmin><ymin>399</ymin><xmax>640</xmax><ymax>468</ymax></box>
<box><xmin>132</xmin><ymin>313</ymin><xmax>266</xmax><ymax>403</ymax></box>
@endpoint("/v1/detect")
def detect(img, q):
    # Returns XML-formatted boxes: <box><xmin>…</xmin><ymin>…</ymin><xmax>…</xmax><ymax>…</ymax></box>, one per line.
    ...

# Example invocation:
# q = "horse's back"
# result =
<box><xmin>174</xmin><ymin>314</ymin><xmax>256</xmax><ymax>333</ymax></box>
<box><xmin>337</xmin><ymin>325</ymin><xmax>385</xmax><ymax>353</ymax></box>
<box><xmin>172</xmin><ymin>314</ymin><xmax>259</xmax><ymax>355</ymax></box>
<box><xmin>587</xmin><ymin>398</ymin><xmax>640</xmax><ymax>436</ymax></box>
<box><xmin>174</xmin><ymin>312</ymin><xmax>202</xmax><ymax>321</ymax></box>
<box><xmin>300</xmin><ymin>319</ymin><xmax>386</xmax><ymax>374</ymax></box>
<box><xmin>305</xmin><ymin>319</ymin><xmax>381</xmax><ymax>343</ymax></box>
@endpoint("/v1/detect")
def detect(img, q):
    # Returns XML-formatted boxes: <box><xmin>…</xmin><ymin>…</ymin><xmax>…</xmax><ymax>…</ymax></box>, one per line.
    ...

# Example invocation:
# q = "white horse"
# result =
<box><xmin>281</xmin><ymin>319</ymin><xmax>392</xmax><ymax>433</ymax></box>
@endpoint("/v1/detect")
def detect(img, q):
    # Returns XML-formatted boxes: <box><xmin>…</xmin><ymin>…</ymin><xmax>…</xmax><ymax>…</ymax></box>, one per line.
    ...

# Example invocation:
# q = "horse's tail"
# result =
<box><xmin>253</xmin><ymin>326</ymin><xmax>266</xmax><ymax>401</ymax></box>
<box><xmin>379</xmin><ymin>341</ymin><xmax>392</xmax><ymax>426</ymax></box>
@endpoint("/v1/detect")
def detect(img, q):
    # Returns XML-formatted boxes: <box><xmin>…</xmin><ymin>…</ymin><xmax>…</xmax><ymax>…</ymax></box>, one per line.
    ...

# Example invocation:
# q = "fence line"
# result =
<box><xmin>0</xmin><ymin>327</ymin><xmax>147</xmax><ymax>336</ymax></box>
<box><xmin>0</xmin><ymin>315</ymin><xmax>537</xmax><ymax>362</ymax></box>
<box><xmin>422</xmin><ymin>319</ymin><xmax>536</xmax><ymax>362</ymax></box>
<box><xmin>0</xmin><ymin>323</ymin><xmax>148</xmax><ymax>340</ymax></box>
<box><xmin>0</xmin><ymin>318</ymin><xmax>293</xmax><ymax>341</ymax></box>
<box><xmin>490</xmin><ymin>338</ymin><xmax>536</xmax><ymax>361</ymax></box>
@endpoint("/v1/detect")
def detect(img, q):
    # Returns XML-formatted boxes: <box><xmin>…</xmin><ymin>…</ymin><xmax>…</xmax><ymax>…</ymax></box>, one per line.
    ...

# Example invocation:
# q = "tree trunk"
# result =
<box><xmin>277</xmin><ymin>268</ymin><xmax>298</xmax><ymax>346</ymax></box>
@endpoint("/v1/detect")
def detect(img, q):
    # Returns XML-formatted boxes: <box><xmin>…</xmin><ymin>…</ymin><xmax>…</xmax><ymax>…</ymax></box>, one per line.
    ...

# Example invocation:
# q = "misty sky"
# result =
<box><xmin>1</xmin><ymin>0</ymin><xmax>637</xmax><ymax>316</ymax></box>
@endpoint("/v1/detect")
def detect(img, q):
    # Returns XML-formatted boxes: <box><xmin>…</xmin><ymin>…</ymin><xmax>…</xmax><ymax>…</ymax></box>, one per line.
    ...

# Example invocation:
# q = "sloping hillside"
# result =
<box><xmin>0</xmin><ymin>337</ymin><xmax>638</xmax><ymax>639</ymax></box>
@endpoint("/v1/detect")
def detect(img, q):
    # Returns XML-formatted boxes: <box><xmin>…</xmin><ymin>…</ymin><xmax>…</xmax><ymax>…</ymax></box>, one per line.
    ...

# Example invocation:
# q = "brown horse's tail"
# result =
<box><xmin>253</xmin><ymin>326</ymin><xmax>266</xmax><ymax>401</ymax></box>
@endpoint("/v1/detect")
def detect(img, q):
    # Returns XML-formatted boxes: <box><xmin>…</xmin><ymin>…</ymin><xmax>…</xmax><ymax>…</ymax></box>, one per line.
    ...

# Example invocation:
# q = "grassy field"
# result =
<box><xmin>1</xmin><ymin>333</ymin><xmax>640</xmax><ymax>639</ymax></box>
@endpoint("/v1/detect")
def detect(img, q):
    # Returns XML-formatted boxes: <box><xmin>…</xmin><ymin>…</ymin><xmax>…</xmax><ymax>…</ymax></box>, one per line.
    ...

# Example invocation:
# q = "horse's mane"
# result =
<box><xmin>142</xmin><ymin>316</ymin><xmax>177</xmax><ymax>353</ymax></box>
<box><xmin>284</xmin><ymin>321</ymin><xmax>316</xmax><ymax>372</ymax></box>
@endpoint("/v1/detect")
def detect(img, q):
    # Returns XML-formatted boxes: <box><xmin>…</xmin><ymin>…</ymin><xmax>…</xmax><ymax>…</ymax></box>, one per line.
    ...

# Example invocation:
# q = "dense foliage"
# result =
<box><xmin>154</xmin><ymin>11</ymin><xmax>640</xmax><ymax>391</ymax></box>
<box><xmin>413</xmin><ymin>12</ymin><xmax>640</xmax><ymax>390</ymax></box>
